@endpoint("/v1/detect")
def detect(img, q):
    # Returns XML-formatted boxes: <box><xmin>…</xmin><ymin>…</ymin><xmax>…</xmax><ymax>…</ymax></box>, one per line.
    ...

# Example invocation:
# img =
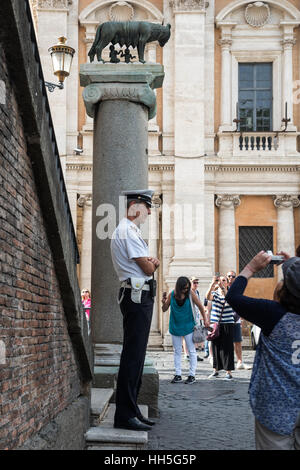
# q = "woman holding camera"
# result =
<box><xmin>225</xmin><ymin>251</ymin><xmax>300</xmax><ymax>450</ymax></box>
<box><xmin>205</xmin><ymin>275</ymin><xmax>235</xmax><ymax>380</ymax></box>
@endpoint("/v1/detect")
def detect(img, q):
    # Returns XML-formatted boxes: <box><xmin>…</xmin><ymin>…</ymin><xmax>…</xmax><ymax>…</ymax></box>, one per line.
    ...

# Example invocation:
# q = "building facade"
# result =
<box><xmin>31</xmin><ymin>0</ymin><xmax>300</xmax><ymax>348</ymax></box>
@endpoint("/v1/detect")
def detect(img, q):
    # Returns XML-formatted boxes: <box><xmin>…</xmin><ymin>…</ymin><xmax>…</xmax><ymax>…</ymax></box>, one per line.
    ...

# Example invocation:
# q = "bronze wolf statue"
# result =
<box><xmin>88</xmin><ymin>21</ymin><xmax>171</xmax><ymax>64</ymax></box>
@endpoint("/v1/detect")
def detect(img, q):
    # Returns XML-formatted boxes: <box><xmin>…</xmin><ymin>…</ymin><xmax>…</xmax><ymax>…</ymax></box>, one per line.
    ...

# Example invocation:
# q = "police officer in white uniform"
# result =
<box><xmin>111</xmin><ymin>190</ymin><xmax>160</xmax><ymax>431</ymax></box>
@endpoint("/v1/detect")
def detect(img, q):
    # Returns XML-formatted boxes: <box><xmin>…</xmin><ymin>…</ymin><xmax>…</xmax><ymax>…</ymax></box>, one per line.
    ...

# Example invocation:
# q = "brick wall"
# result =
<box><xmin>0</xmin><ymin>44</ymin><xmax>82</xmax><ymax>450</ymax></box>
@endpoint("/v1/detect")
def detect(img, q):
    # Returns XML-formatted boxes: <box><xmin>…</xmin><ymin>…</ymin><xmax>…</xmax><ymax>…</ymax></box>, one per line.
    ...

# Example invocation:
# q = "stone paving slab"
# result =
<box><xmin>145</xmin><ymin>350</ymin><xmax>256</xmax><ymax>450</ymax></box>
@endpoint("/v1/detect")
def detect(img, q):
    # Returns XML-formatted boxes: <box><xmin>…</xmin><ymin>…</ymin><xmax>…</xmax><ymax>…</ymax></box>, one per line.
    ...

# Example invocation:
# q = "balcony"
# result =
<box><xmin>217</xmin><ymin>131</ymin><xmax>299</xmax><ymax>158</ymax></box>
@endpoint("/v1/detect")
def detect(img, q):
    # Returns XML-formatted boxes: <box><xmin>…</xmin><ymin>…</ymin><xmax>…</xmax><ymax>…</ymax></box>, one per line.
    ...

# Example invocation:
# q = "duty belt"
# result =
<box><xmin>120</xmin><ymin>281</ymin><xmax>150</xmax><ymax>291</ymax></box>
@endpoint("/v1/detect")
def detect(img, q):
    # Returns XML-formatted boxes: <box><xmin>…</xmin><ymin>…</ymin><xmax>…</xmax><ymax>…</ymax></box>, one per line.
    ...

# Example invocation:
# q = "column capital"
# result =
<box><xmin>77</xmin><ymin>194</ymin><xmax>92</xmax><ymax>208</ymax></box>
<box><xmin>80</xmin><ymin>63</ymin><xmax>164</xmax><ymax>120</ymax></box>
<box><xmin>273</xmin><ymin>194</ymin><xmax>300</xmax><ymax>209</ymax></box>
<box><xmin>170</xmin><ymin>0</ymin><xmax>208</xmax><ymax>13</ymax></box>
<box><xmin>215</xmin><ymin>194</ymin><xmax>241</xmax><ymax>209</ymax></box>
<box><xmin>219</xmin><ymin>38</ymin><xmax>232</xmax><ymax>49</ymax></box>
<box><xmin>37</xmin><ymin>0</ymin><xmax>72</xmax><ymax>9</ymax></box>
<box><xmin>282</xmin><ymin>38</ymin><xmax>297</xmax><ymax>50</ymax></box>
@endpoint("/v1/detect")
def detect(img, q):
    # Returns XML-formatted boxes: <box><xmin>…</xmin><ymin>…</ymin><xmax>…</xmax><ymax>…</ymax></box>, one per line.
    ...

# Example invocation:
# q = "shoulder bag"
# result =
<box><xmin>189</xmin><ymin>292</ymin><xmax>207</xmax><ymax>344</ymax></box>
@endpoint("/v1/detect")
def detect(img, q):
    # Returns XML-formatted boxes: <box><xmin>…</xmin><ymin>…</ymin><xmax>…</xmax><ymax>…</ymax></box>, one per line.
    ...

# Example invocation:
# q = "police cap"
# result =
<box><xmin>122</xmin><ymin>189</ymin><xmax>155</xmax><ymax>208</ymax></box>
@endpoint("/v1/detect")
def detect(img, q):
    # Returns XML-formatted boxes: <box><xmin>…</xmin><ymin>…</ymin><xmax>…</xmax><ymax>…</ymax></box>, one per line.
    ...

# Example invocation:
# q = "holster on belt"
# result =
<box><xmin>130</xmin><ymin>277</ymin><xmax>145</xmax><ymax>304</ymax></box>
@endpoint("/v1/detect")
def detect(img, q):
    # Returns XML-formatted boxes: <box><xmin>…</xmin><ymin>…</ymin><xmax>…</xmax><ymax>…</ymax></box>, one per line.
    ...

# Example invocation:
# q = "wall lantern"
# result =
<box><xmin>45</xmin><ymin>36</ymin><xmax>75</xmax><ymax>92</ymax></box>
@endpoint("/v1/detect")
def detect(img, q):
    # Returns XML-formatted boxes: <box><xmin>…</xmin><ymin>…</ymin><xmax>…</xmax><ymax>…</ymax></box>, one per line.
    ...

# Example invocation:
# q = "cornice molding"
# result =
<box><xmin>205</xmin><ymin>164</ymin><xmax>300</xmax><ymax>173</ymax></box>
<box><xmin>67</xmin><ymin>163</ymin><xmax>92</xmax><ymax>171</ymax></box>
<box><xmin>66</xmin><ymin>162</ymin><xmax>175</xmax><ymax>172</ymax></box>
<box><xmin>149</xmin><ymin>164</ymin><xmax>174</xmax><ymax>172</ymax></box>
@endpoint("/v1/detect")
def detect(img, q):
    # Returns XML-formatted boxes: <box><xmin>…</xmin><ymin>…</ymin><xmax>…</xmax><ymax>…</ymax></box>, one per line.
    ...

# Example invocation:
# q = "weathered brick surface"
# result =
<box><xmin>0</xmin><ymin>44</ymin><xmax>82</xmax><ymax>450</ymax></box>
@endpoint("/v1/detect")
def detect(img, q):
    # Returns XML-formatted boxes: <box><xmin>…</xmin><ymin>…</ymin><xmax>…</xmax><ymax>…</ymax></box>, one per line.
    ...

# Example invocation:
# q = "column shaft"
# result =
<box><xmin>216</xmin><ymin>195</ymin><xmax>240</xmax><ymax>275</ymax></box>
<box><xmin>92</xmin><ymin>100</ymin><xmax>148</xmax><ymax>343</ymax></box>
<box><xmin>80</xmin><ymin>63</ymin><xmax>165</xmax><ymax>344</ymax></box>
<box><xmin>220</xmin><ymin>41</ymin><xmax>232</xmax><ymax>129</ymax></box>
<box><xmin>282</xmin><ymin>40</ymin><xmax>296</xmax><ymax>128</ymax></box>
<box><xmin>78</xmin><ymin>195</ymin><xmax>92</xmax><ymax>291</ymax></box>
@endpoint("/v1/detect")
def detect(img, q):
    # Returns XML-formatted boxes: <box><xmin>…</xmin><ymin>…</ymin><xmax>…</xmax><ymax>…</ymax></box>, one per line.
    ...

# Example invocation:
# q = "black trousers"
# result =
<box><xmin>212</xmin><ymin>323</ymin><xmax>235</xmax><ymax>371</ymax></box>
<box><xmin>114</xmin><ymin>288</ymin><xmax>154</xmax><ymax>424</ymax></box>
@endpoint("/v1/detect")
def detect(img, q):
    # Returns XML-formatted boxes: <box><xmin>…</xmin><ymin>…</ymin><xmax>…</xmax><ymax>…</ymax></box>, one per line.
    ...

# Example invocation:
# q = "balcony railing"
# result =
<box><xmin>238</xmin><ymin>132</ymin><xmax>278</xmax><ymax>152</ymax></box>
<box><xmin>218</xmin><ymin>131</ymin><xmax>299</xmax><ymax>157</ymax></box>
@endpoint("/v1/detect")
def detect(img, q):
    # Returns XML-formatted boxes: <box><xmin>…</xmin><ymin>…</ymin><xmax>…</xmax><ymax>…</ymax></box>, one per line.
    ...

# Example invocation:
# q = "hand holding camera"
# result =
<box><xmin>266</xmin><ymin>251</ymin><xmax>285</xmax><ymax>265</ymax></box>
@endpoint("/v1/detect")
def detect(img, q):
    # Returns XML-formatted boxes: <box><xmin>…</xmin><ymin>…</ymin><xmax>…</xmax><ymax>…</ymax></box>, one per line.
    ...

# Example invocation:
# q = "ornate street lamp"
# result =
<box><xmin>45</xmin><ymin>36</ymin><xmax>75</xmax><ymax>92</ymax></box>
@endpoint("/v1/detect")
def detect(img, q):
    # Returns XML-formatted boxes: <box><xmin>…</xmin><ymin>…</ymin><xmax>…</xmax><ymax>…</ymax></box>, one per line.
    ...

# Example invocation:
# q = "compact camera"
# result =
<box><xmin>266</xmin><ymin>251</ymin><xmax>284</xmax><ymax>265</ymax></box>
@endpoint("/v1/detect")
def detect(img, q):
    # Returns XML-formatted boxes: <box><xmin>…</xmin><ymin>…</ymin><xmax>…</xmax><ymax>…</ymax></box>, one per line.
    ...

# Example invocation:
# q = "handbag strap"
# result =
<box><xmin>218</xmin><ymin>300</ymin><xmax>226</xmax><ymax>324</ymax></box>
<box><xmin>189</xmin><ymin>292</ymin><xmax>197</xmax><ymax>324</ymax></box>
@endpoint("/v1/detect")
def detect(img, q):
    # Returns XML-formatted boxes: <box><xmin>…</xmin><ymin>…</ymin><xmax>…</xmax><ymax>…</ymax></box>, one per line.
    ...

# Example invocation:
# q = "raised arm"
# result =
<box><xmin>162</xmin><ymin>292</ymin><xmax>171</xmax><ymax>312</ymax></box>
<box><xmin>205</xmin><ymin>277</ymin><xmax>219</xmax><ymax>301</ymax></box>
<box><xmin>226</xmin><ymin>251</ymin><xmax>287</xmax><ymax>336</ymax></box>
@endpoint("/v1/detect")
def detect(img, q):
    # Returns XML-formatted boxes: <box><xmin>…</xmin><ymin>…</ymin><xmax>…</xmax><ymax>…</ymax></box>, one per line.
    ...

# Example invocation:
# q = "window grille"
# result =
<box><xmin>239</xmin><ymin>226</ymin><xmax>274</xmax><ymax>278</ymax></box>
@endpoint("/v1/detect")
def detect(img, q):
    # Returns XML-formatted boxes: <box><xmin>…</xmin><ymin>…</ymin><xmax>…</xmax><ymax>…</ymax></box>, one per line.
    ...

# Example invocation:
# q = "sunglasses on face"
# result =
<box><xmin>192</xmin><ymin>281</ymin><xmax>199</xmax><ymax>285</ymax></box>
<box><xmin>227</xmin><ymin>275</ymin><xmax>236</xmax><ymax>279</ymax></box>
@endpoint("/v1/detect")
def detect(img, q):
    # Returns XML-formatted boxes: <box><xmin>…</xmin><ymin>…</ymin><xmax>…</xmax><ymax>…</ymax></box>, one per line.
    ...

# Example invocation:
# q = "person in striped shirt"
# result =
<box><xmin>205</xmin><ymin>275</ymin><xmax>235</xmax><ymax>380</ymax></box>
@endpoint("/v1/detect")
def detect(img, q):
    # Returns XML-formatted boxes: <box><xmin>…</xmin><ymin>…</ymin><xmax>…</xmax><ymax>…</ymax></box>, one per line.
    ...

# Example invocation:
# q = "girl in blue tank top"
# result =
<box><xmin>162</xmin><ymin>277</ymin><xmax>208</xmax><ymax>385</ymax></box>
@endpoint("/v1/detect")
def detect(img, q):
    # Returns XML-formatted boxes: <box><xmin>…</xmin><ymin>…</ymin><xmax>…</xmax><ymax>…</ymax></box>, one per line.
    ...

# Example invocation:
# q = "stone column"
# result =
<box><xmin>147</xmin><ymin>44</ymin><xmax>161</xmax><ymax>156</ymax></box>
<box><xmin>35</xmin><ymin>0</ymin><xmax>70</xmax><ymax>156</ymax></box>
<box><xmin>77</xmin><ymin>194</ymin><xmax>92</xmax><ymax>291</ymax></box>
<box><xmin>173</xmin><ymin>0</ymin><xmax>206</xmax><ymax>157</ymax></box>
<box><xmin>168</xmin><ymin>0</ymin><xmax>210</xmax><ymax>283</ymax></box>
<box><xmin>215</xmin><ymin>195</ymin><xmax>241</xmax><ymax>275</ymax></box>
<box><xmin>281</xmin><ymin>23</ymin><xmax>297</xmax><ymax>131</ymax></box>
<box><xmin>274</xmin><ymin>195</ymin><xmax>299</xmax><ymax>256</ymax></box>
<box><xmin>80</xmin><ymin>63</ymin><xmax>164</xmax><ymax>344</ymax></box>
<box><xmin>219</xmin><ymin>38</ymin><xmax>233</xmax><ymax>131</ymax></box>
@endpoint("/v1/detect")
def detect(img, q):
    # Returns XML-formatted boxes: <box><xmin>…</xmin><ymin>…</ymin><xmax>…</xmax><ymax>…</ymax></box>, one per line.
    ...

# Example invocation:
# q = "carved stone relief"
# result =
<box><xmin>109</xmin><ymin>2</ymin><xmax>134</xmax><ymax>22</ymax></box>
<box><xmin>245</xmin><ymin>2</ymin><xmax>271</xmax><ymax>27</ymax></box>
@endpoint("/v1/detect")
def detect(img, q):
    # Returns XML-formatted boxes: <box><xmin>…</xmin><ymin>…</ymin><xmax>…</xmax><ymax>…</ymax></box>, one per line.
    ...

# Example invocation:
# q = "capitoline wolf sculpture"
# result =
<box><xmin>88</xmin><ymin>21</ymin><xmax>171</xmax><ymax>64</ymax></box>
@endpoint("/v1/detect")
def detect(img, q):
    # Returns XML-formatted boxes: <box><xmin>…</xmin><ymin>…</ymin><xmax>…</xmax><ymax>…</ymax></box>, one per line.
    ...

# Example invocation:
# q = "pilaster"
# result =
<box><xmin>215</xmin><ymin>194</ymin><xmax>241</xmax><ymax>275</ymax></box>
<box><xmin>77</xmin><ymin>194</ymin><xmax>92</xmax><ymax>291</ymax></box>
<box><xmin>274</xmin><ymin>194</ymin><xmax>300</xmax><ymax>256</ymax></box>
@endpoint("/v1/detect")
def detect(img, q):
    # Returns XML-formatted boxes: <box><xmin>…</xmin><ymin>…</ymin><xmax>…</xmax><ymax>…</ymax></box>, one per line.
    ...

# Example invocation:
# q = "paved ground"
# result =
<box><xmin>145</xmin><ymin>349</ymin><xmax>256</xmax><ymax>450</ymax></box>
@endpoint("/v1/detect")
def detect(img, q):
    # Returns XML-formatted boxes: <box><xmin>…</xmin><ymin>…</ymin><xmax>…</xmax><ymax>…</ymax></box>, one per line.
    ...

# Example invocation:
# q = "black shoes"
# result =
<box><xmin>138</xmin><ymin>415</ymin><xmax>155</xmax><ymax>426</ymax></box>
<box><xmin>184</xmin><ymin>375</ymin><xmax>196</xmax><ymax>384</ymax></box>
<box><xmin>171</xmin><ymin>375</ymin><xmax>196</xmax><ymax>384</ymax></box>
<box><xmin>171</xmin><ymin>375</ymin><xmax>183</xmax><ymax>383</ymax></box>
<box><xmin>114</xmin><ymin>417</ymin><xmax>152</xmax><ymax>431</ymax></box>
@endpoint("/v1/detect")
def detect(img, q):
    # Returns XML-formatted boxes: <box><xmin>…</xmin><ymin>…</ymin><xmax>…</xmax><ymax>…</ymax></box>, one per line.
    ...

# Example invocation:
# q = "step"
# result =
<box><xmin>93</xmin><ymin>365</ymin><xmax>159</xmax><ymax>417</ymax></box>
<box><xmin>94</xmin><ymin>356</ymin><xmax>154</xmax><ymax>367</ymax></box>
<box><xmin>86</xmin><ymin>404</ymin><xmax>149</xmax><ymax>450</ymax></box>
<box><xmin>90</xmin><ymin>388</ymin><xmax>114</xmax><ymax>427</ymax></box>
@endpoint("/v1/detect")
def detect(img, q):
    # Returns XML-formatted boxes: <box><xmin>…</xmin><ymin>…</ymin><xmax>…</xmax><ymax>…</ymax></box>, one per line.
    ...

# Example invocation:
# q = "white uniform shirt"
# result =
<box><xmin>111</xmin><ymin>218</ymin><xmax>151</xmax><ymax>281</ymax></box>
